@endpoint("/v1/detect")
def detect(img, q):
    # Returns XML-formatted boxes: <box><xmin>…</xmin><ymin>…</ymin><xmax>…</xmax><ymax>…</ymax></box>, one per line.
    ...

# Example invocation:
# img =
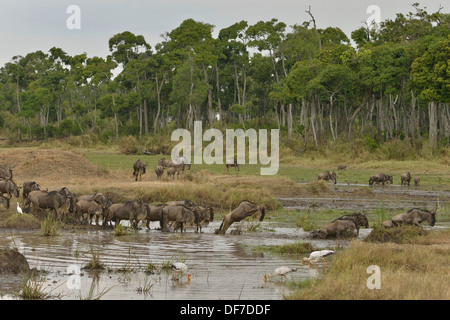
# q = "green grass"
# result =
<box><xmin>84</xmin><ymin>150</ymin><xmax>450</xmax><ymax>189</ymax></box>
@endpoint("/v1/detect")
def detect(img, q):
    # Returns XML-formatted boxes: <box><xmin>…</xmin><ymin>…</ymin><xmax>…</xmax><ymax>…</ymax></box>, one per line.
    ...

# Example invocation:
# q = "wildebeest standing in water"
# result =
<box><xmin>133</xmin><ymin>159</ymin><xmax>148</xmax><ymax>181</ymax></box>
<box><xmin>160</xmin><ymin>205</ymin><xmax>199</xmax><ymax>232</ymax></box>
<box><xmin>217</xmin><ymin>200</ymin><xmax>265</xmax><ymax>235</ymax></box>
<box><xmin>401</xmin><ymin>172</ymin><xmax>412</xmax><ymax>186</ymax></box>
<box><xmin>192</xmin><ymin>205</ymin><xmax>214</xmax><ymax>233</ymax></box>
<box><xmin>103</xmin><ymin>201</ymin><xmax>147</xmax><ymax>228</ymax></box>
<box><xmin>369</xmin><ymin>173</ymin><xmax>392</xmax><ymax>185</ymax></box>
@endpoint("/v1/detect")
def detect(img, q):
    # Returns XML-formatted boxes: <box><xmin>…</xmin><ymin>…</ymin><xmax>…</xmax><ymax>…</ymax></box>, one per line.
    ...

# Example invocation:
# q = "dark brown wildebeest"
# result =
<box><xmin>155</xmin><ymin>166</ymin><xmax>164</xmax><ymax>180</ymax></box>
<box><xmin>414</xmin><ymin>176</ymin><xmax>420</xmax><ymax>187</ymax></box>
<box><xmin>401</xmin><ymin>172</ymin><xmax>411</xmax><ymax>186</ymax></box>
<box><xmin>145</xmin><ymin>204</ymin><xmax>166</xmax><ymax>230</ymax></box>
<box><xmin>337</xmin><ymin>165</ymin><xmax>347</xmax><ymax>170</ymax></box>
<box><xmin>225</xmin><ymin>157</ymin><xmax>240</xmax><ymax>174</ymax></box>
<box><xmin>133</xmin><ymin>159</ymin><xmax>148</xmax><ymax>181</ymax></box>
<box><xmin>0</xmin><ymin>180</ymin><xmax>20</xmax><ymax>199</ymax></box>
<box><xmin>391</xmin><ymin>208</ymin><xmax>436</xmax><ymax>227</ymax></box>
<box><xmin>192</xmin><ymin>205</ymin><xmax>214</xmax><ymax>233</ymax></box>
<box><xmin>160</xmin><ymin>205</ymin><xmax>199</xmax><ymax>232</ymax></box>
<box><xmin>0</xmin><ymin>167</ymin><xmax>13</xmax><ymax>181</ymax></box>
<box><xmin>332</xmin><ymin>213</ymin><xmax>369</xmax><ymax>236</ymax></box>
<box><xmin>0</xmin><ymin>195</ymin><xmax>10</xmax><ymax>210</ymax></box>
<box><xmin>26</xmin><ymin>190</ymin><xmax>73</xmax><ymax>219</ymax></box>
<box><xmin>318</xmin><ymin>171</ymin><xmax>337</xmax><ymax>184</ymax></box>
<box><xmin>103</xmin><ymin>201</ymin><xmax>147</xmax><ymax>228</ymax></box>
<box><xmin>369</xmin><ymin>173</ymin><xmax>392</xmax><ymax>185</ymax></box>
<box><xmin>313</xmin><ymin>220</ymin><xmax>357</xmax><ymax>238</ymax></box>
<box><xmin>217</xmin><ymin>200</ymin><xmax>265</xmax><ymax>235</ymax></box>
<box><xmin>22</xmin><ymin>181</ymin><xmax>40</xmax><ymax>205</ymax></box>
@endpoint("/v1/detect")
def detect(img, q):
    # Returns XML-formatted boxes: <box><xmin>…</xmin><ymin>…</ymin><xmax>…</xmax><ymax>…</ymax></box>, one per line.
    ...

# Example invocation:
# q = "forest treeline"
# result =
<box><xmin>0</xmin><ymin>3</ymin><xmax>449</xmax><ymax>153</ymax></box>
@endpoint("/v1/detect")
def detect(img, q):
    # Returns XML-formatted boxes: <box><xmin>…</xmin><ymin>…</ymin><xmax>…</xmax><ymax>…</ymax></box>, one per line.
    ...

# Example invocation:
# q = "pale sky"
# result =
<box><xmin>0</xmin><ymin>0</ymin><xmax>446</xmax><ymax>67</ymax></box>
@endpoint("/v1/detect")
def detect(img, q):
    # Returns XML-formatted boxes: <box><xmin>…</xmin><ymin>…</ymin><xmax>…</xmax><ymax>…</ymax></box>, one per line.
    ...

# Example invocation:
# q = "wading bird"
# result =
<box><xmin>302</xmin><ymin>250</ymin><xmax>334</xmax><ymax>268</ymax></box>
<box><xmin>171</xmin><ymin>262</ymin><xmax>189</xmax><ymax>280</ymax></box>
<box><xmin>263</xmin><ymin>266</ymin><xmax>296</xmax><ymax>282</ymax></box>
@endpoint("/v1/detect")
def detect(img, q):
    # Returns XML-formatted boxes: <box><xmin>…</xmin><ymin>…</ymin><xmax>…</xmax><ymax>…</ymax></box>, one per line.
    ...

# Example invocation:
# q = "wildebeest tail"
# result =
<box><xmin>218</xmin><ymin>217</ymin><xmax>225</xmax><ymax>231</ymax></box>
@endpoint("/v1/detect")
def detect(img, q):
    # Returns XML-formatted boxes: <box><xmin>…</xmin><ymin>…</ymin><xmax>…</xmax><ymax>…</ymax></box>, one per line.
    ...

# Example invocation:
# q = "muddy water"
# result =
<box><xmin>0</xmin><ymin>221</ymin><xmax>345</xmax><ymax>300</ymax></box>
<box><xmin>280</xmin><ymin>182</ymin><xmax>449</xmax><ymax>211</ymax></box>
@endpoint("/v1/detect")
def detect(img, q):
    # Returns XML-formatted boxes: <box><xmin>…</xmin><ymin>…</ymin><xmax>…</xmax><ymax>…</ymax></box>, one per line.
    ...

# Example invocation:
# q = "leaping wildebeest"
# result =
<box><xmin>217</xmin><ymin>200</ymin><xmax>265</xmax><ymax>235</ymax></box>
<box><xmin>133</xmin><ymin>159</ymin><xmax>148</xmax><ymax>181</ymax></box>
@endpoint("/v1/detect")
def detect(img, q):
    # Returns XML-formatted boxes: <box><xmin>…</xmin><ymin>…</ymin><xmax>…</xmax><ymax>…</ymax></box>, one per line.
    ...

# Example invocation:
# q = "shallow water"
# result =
<box><xmin>0</xmin><ymin>221</ymin><xmax>345</xmax><ymax>300</ymax></box>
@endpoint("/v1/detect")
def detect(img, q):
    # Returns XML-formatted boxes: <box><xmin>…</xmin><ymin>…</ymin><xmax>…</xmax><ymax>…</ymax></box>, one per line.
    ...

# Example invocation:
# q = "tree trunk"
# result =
<box><xmin>428</xmin><ymin>101</ymin><xmax>438</xmax><ymax>151</ymax></box>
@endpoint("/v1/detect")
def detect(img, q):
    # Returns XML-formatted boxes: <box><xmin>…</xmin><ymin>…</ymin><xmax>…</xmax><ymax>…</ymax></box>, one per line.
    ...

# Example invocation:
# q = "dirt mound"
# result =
<box><xmin>0</xmin><ymin>149</ymin><xmax>108</xmax><ymax>182</ymax></box>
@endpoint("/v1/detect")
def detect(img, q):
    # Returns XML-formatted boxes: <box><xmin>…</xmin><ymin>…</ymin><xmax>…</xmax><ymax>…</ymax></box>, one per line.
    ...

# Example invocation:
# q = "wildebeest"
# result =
<box><xmin>166</xmin><ymin>199</ymin><xmax>195</xmax><ymax>208</ymax></box>
<box><xmin>313</xmin><ymin>220</ymin><xmax>357</xmax><ymax>238</ymax></box>
<box><xmin>337</xmin><ymin>165</ymin><xmax>347</xmax><ymax>170</ymax></box>
<box><xmin>161</xmin><ymin>205</ymin><xmax>199</xmax><ymax>232</ymax></box>
<box><xmin>318</xmin><ymin>171</ymin><xmax>337</xmax><ymax>184</ymax></box>
<box><xmin>145</xmin><ymin>204</ymin><xmax>166</xmax><ymax>230</ymax></box>
<box><xmin>401</xmin><ymin>172</ymin><xmax>412</xmax><ymax>186</ymax></box>
<box><xmin>74</xmin><ymin>199</ymin><xmax>106</xmax><ymax>225</ymax></box>
<box><xmin>26</xmin><ymin>190</ymin><xmax>73</xmax><ymax>219</ymax></box>
<box><xmin>225</xmin><ymin>157</ymin><xmax>239</xmax><ymax>174</ymax></box>
<box><xmin>155</xmin><ymin>166</ymin><xmax>164</xmax><ymax>180</ymax></box>
<box><xmin>173</xmin><ymin>156</ymin><xmax>191</xmax><ymax>171</ymax></box>
<box><xmin>104</xmin><ymin>201</ymin><xmax>147</xmax><ymax>228</ymax></box>
<box><xmin>369</xmin><ymin>173</ymin><xmax>393</xmax><ymax>185</ymax></box>
<box><xmin>0</xmin><ymin>195</ymin><xmax>10</xmax><ymax>210</ymax></box>
<box><xmin>133</xmin><ymin>159</ymin><xmax>148</xmax><ymax>181</ymax></box>
<box><xmin>22</xmin><ymin>181</ymin><xmax>40</xmax><ymax>204</ymax></box>
<box><xmin>158</xmin><ymin>158</ymin><xmax>173</xmax><ymax>168</ymax></box>
<box><xmin>0</xmin><ymin>180</ymin><xmax>21</xmax><ymax>198</ymax></box>
<box><xmin>331</xmin><ymin>213</ymin><xmax>369</xmax><ymax>236</ymax></box>
<box><xmin>0</xmin><ymin>167</ymin><xmax>13</xmax><ymax>180</ymax></box>
<box><xmin>167</xmin><ymin>164</ymin><xmax>183</xmax><ymax>180</ymax></box>
<box><xmin>217</xmin><ymin>200</ymin><xmax>265</xmax><ymax>235</ymax></box>
<box><xmin>414</xmin><ymin>176</ymin><xmax>420</xmax><ymax>187</ymax></box>
<box><xmin>192</xmin><ymin>205</ymin><xmax>214</xmax><ymax>233</ymax></box>
<box><xmin>390</xmin><ymin>208</ymin><xmax>436</xmax><ymax>227</ymax></box>
<box><xmin>77</xmin><ymin>192</ymin><xmax>113</xmax><ymax>210</ymax></box>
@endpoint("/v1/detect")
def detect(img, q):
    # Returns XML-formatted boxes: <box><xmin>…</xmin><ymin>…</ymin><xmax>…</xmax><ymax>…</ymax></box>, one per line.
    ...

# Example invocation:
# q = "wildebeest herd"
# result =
<box><xmin>0</xmin><ymin>160</ymin><xmax>436</xmax><ymax>237</ymax></box>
